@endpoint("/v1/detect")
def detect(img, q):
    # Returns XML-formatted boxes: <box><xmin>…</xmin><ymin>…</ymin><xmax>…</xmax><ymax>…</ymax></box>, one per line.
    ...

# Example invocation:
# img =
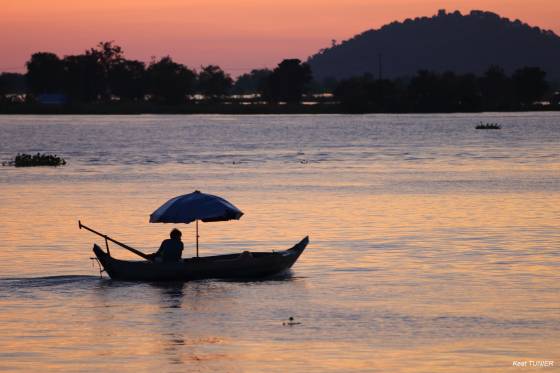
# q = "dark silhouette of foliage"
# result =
<box><xmin>86</xmin><ymin>41</ymin><xmax>148</xmax><ymax>101</ymax></box>
<box><xmin>88</xmin><ymin>41</ymin><xmax>125</xmax><ymax>99</ymax></box>
<box><xmin>197</xmin><ymin>65</ymin><xmax>233</xmax><ymax>99</ymax></box>
<box><xmin>2</xmin><ymin>153</ymin><xmax>66</xmax><ymax>167</ymax></box>
<box><xmin>62</xmin><ymin>53</ymin><xmax>104</xmax><ymax>102</ymax></box>
<box><xmin>146</xmin><ymin>57</ymin><xmax>196</xmax><ymax>104</ymax></box>
<box><xmin>0</xmin><ymin>73</ymin><xmax>26</xmax><ymax>95</ymax></box>
<box><xmin>108</xmin><ymin>59</ymin><xmax>146</xmax><ymax>101</ymax></box>
<box><xmin>26</xmin><ymin>52</ymin><xmax>64</xmax><ymax>95</ymax></box>
<box><xmin>318</xmin><ymin>77</ymin><xmax>339</xmax><ymax>94</ymax></box>
<box><xmin>8</xmin><ymin>39</ymin><xmax>556</xmax><ymax>112</ymax></box>
<box><xmin>91</xmin><ymin>41</ymin><xmax>124</xmax><ymax>70</ymax></box>
<box><xmin>407</xmin><ymin>71</ymin><xmax>481</xmax><ymax>112</ymax></box>
<box><xmin>333</xmin><ymin>74</ymin><xmax>375</xmax><ymax>112</ymax></box>
<box><xmin>368</xmin><ymin>79</ymin><xmax>404</xmax><ymax>111</ymax></box>
<box><xmin>334</xmin><ymin>66</ymin><xmax>551</xmax><ymax>113</ymax></box>
<box><xmin>232</xmin><ymin>69</ymin><xmax>271</xmax><ymax>95</ymax></box>
<box><xmin>308</xmin><ymin>9</ymin><xmax>560</xmax><ymax>82</ymax></box>
<box><xmin>407</xmin><ymin>71</ymin><xmax>438</xmax><ymax>112</ymax></box>
<box><xmin>512</xmin><ymin>67</ymin><xmax>549</xmax><ymax>106</ymax></box>
<box><xmin>333</xmin><ymin>74</ymin><xmax>405</xmax><ymax>112</ymax></box>
<box><xmin>479</xmin><ymin>66</ymin><xmax>513</xmax><ymax>110</ymax></box>
<box><xmin>263</xmin><ymin>59</ymin><xmax>312</xmax><ymax>103</ymax></box>
<box><xmin>451</xmin><ymin>73</ymin><xmax>481</xmax><ymax>111</ymax></box>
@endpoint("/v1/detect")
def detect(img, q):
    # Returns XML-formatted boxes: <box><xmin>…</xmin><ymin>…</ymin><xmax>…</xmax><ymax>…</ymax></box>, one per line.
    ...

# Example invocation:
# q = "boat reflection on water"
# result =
<box><xmin>152</xmin><ymin>282</ymin><xmax>187</xmax><ymax>366</ymax></box>
<box><xmin>153</xmin><ymin>281</ymin><xmax>185</xmax><ymax>309</ymax></box>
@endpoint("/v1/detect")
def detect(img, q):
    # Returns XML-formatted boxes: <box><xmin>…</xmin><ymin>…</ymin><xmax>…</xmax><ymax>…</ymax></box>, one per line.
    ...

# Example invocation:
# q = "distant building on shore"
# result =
<box><xmin>36</xmin><ymin>94</ymin><xmax>67</xmax><ymax>105</ymax></box>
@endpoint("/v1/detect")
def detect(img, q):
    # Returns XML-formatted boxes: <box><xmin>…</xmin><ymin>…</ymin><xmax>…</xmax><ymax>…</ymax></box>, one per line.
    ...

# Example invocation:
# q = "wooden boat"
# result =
<box><xmin>475</xmin><ymin>123</ymin><xmax>501</xmax><ymax>130</ymax></box>
<box><xmin>92</xmin><ymin>236</ymin><xmax>309</xmax><ymax>281</ymax></box>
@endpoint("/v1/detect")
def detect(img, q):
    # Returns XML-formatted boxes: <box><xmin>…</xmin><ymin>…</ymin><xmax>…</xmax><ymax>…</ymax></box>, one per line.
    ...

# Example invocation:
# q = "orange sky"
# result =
<box><xmin>1</xmin><ymin>0</ymin><xmax>559</xmax><ymax>76</ymax></box>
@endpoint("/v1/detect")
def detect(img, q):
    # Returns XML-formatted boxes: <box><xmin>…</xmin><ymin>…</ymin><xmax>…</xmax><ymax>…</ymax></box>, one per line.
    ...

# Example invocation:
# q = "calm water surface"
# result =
<box><xmin>0</xmin><ymin>114</ymin><xmax>559</xmax><ymax>372</ymax></box>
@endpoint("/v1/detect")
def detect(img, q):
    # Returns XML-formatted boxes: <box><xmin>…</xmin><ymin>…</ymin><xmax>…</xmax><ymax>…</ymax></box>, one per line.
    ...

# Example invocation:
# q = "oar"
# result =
<box><xmin>78</xmin><ymin>220</ymin><xmax>153</xmax><ymax>261</ymax></box>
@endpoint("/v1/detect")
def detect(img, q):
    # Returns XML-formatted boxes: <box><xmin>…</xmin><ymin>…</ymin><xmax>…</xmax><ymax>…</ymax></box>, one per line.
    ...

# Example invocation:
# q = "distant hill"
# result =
<box><xmin>307</xmin><ymin>10</ymin><xmax>560</xmax><ymax>82</ymax></box>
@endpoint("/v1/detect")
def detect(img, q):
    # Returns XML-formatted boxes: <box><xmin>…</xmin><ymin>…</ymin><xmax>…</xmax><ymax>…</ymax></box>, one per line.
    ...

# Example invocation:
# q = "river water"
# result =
<box><xmin>0</xmin><ymin>114</ymin><xmax>558</xmax><ymax>372</ymax></box>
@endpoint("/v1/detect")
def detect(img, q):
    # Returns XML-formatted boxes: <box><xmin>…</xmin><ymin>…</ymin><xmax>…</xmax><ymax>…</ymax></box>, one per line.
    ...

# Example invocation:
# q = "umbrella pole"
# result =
<box><xmin>196</xmin><ymin>219</ymin><xmax>199</xmax><ymax>257</ymax></box>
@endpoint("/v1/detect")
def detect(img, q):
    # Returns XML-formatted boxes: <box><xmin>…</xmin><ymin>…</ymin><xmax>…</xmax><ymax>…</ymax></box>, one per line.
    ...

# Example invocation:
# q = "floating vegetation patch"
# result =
<box><xmin>2</xmin><ymin>153</ymin><xmax>67</xmax><ymax>167</ymax></box>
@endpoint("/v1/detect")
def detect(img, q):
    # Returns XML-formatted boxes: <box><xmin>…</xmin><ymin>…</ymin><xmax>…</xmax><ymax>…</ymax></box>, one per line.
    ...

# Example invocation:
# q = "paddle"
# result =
<box><xmin>78</xmin><ymin>220</ymin><xmax>153</xmax><ymax>261</ymax></box>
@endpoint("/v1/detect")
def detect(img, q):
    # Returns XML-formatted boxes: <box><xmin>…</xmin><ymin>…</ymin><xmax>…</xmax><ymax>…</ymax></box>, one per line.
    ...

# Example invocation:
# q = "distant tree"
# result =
<box><xmin>405</xmin><ymin>70</ymin><xmax>482</xmax><ymax>112</ymax></box>
<box><xmin>334</xmin><ymin>74</ymin><xmax>404</xmax><ymax>112</ymax></box>
<box><xmin>320</xmin><ymin>76</ymin><xmax>339</xmax><ymax>93</ymax></box>
<box><xmin>368</xmin><ymin>78</ymin><xmax>405</xmax><ymax>112</ymax></box>
<box><xmin>333</xmin><ymin>75</ymin><xmax>374</xmax><ymax>112</ymax></box>
<box><xmin>479</xmin><ymin>66</ymin><xmax>513</xmax><ymax>110</ymax></box>
<box><xmin>26</xmin><ymin>52</ymin><xmax>64</xmax><ymax>95</ymax></box>
<box><xmin>232</xmin><ymin>69</ymin><xmax>271</xmax><ymax>95</ymax></box>
<box><xmin>90</xmin><ymin>41</ymin><xmax>124</xmax><ymax>71</ymax></box>
<box><xmin>452</xmin><ymin>73</ymin><xmax>481</xmax><ymax>111</ymax></box>
<box><xmin>56</xmin><ymin>42</ymin><xmax>125</xmax><ymax>102</ymax></box>
<box><xmin>438</xmin><ymin>72</ymin><xmax>462</xmax><ymax>110</ymax></box>
<box><xmin>108</xmin><ymin>59</ymin><xmax>146</xmax><ymax>101</ymax></box>
<box><xmin>197</xmin><ymin>65</ymin><xmax>233</xmax><ymax>99</ymax></box>
<box><xmin>407</xmin><ymin>70</ymin><xmax>444</xmax><ymax>112</ymax></box>
<box><xmin>263</xmin><ymin>59</ymin><xmax>312</xmax><ymax>103</ymax></box>
<box><xmin>62</xmin><ymin>54</ymin><xmax>105</xmax><ymax>102</ymax></box>
<box><xmin>88</xmin><ymin>41</ymin><xmax>125</xmax><ymax>99</ymax></box>
<box><xmin>0</xmin><ymin>73</ymin><xmax>27</xmax><ymax>95</ymax></box>
<box><xmin>512</xmin><ymin>67</ymin><xmax>548</xmax><ymax>106</ymax></box>
<box><xmin>435</xmin><ymin>71</ymin><xmax>481</xmax><ymax>111</ymax></box>
<box><xmin>146</xmin><ymin>57</ymin><xmax>196</xmax><ymax>104</ymax></box>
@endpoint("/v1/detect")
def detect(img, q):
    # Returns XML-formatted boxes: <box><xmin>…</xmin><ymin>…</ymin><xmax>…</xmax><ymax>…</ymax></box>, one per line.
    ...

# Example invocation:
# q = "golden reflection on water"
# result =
<box><xmin>1</xmin><ymin>170</ymin><xmax>558</xmax><ymax>372</ymax></box>
<box><xmin>1</xmin><ymin>122</ymin><xmax>560</xmax><ymax>371</ymax></box>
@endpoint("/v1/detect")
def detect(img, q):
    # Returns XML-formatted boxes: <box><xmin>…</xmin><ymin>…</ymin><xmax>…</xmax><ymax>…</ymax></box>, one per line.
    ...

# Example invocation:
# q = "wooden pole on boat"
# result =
<box><xmin>78</xmin><ymin>220</ymin><xmax>153</xmax><ymax>261</ymax></box>
<box><xmin>196</xmin><ymin>219</ymin><xmax>199</xmax><ymax>257</ymax></box>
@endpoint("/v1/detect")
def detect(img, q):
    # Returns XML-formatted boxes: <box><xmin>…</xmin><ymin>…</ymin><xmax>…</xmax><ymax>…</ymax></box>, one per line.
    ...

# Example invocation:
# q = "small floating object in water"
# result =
<box><xmin>476</xmin><ymin>122</ymin><xmax>501</xmax><ymax>130</ymax></box>
<box><xmin>283</xmin><ymin>316</ymin><xmax>301</xmax><ymax>326</ymax></box>
<box><xmin>2</xmin><ymin>153</ymin><xmax>67</xmax><ymax>167</ymax></box>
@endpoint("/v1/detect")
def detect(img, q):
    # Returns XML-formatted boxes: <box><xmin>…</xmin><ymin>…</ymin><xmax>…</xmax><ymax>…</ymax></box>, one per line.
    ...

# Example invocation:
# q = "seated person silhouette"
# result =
<box><xmin>150</xmin><ymin>228</ymin><xmax>184</xmax><ymax>262</ymax></box>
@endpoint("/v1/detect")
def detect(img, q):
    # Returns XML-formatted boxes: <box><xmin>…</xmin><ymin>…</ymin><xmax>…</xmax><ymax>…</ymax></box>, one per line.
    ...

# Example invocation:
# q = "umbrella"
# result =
<box><xmin>149</xmin><ymin>190</ymin><xmax>243</xmax><ymax>256</ymax></box>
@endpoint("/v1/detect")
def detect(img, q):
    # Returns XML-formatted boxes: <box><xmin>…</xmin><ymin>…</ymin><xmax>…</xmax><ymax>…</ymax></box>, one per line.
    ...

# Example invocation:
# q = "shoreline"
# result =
<box><xmin>1</xmin><ymin>103</ymin><xmax>558</xmax><ymax>115</ymax></box>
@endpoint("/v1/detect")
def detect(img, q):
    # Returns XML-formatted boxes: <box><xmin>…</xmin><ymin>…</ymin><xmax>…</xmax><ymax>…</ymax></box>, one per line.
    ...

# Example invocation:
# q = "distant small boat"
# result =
<box><xmin>92</xmin><ymin>237</ymin><xmax>308</xmax><ymax>281</ymax></box>
<box><xmin>476</xmin><ymin>122</ymin><xmax>501</xmax><ymax>130</ymax></box>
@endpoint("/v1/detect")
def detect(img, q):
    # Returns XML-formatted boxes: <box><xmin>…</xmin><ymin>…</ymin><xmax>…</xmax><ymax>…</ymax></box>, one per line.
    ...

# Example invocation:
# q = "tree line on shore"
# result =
<box><xmin>0</xmin><ymin>41</ymin><xmax>558</xmax><ymax>112</ymax></box>
<box><xmin>1</xmin><ymin>42</ymin><xmax>312</xmax><ymax>105</ymax></box>
<box><xmin>334</xmin><ymin>66</ymin><xmax>555</xmax><ymax>112</ymax></box>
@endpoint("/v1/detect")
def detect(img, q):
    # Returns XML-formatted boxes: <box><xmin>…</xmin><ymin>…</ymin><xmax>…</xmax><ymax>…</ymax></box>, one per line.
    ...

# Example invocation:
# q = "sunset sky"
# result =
<box><xmin>2</xmin><ymin>0</ymin><xmax>559</xmax><ymax>76</ymax></box>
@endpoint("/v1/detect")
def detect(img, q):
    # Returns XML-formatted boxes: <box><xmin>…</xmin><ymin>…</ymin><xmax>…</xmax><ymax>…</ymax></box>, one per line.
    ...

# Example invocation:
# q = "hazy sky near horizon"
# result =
<box><xmin>2</xmin><ymin>0</ymin><xmax>559</xmax><ymax>76</ymax></box>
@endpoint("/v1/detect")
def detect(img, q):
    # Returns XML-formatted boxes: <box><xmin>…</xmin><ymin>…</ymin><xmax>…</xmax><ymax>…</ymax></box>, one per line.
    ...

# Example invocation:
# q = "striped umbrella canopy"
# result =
<box><xmin>149</xmin><ymin>190</ymin><xmax>243</xmax><ymax>256</ymax></box>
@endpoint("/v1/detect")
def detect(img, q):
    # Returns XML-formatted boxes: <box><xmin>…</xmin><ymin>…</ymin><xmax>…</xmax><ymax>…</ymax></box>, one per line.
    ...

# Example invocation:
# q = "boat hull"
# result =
<box><xmin>93</xmin><ymin>236</ymin><xmax>308</xmax><ymax>281</ymax></box>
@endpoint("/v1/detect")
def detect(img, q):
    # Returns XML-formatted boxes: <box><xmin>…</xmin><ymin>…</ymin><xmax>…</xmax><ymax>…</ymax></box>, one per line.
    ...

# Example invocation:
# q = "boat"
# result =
<box><xmin>475</xmin><ymin>123</ymin><xmax>501</xmax><ymax>130</ymax></box>
<box><xmin>92</xmin><ymin>236</ymin><xmax>309</xmax><ymax>281</ymax></box>
<box><xmin>80</xmin><ymin>190</ymin><xmax>309</xmax><ymax>282</ymax></box>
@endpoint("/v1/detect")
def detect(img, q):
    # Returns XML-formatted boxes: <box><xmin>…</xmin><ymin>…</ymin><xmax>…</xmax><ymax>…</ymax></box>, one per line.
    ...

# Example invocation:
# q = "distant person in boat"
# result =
<box><xmin>150</xmin><ymin>228</ymin><xmax>184</xmax><ymax>262</ymax></box>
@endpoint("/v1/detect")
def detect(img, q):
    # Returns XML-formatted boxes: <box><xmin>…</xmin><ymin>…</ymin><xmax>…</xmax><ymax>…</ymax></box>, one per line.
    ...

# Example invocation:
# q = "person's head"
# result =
<box><xmin>170</xmin><ymin>228</ymin><xmax>182</xmax><ymax>240</ymax></box>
